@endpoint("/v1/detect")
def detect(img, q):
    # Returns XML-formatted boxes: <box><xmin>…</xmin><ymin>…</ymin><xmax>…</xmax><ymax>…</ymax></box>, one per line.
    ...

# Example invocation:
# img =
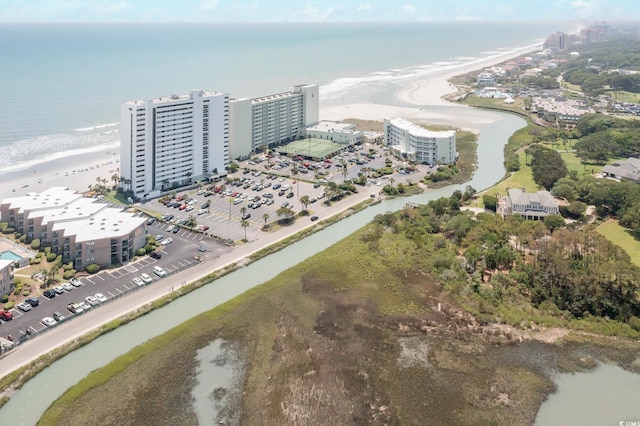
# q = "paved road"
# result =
<box><xmin>0</xmin><ymin>184</ymin><xmax>381</xmax><ymax>378</ymax></box>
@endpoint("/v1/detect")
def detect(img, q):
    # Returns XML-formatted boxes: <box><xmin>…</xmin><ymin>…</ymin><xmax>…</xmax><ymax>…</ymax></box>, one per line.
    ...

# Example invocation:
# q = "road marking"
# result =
<box><xmin>94</xmin><ymin>274</ymin><xmax>105</xmax><ymax>281</ymax></box>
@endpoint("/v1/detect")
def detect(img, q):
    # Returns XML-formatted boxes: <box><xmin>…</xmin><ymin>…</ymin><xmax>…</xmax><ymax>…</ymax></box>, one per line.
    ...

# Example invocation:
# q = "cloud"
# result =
<box><xmin>199</xmin><ymin>0</ymin><xmax>219</xmax><ymax>11</ymax></box>
<box><xmin>92</xmin><ymin>0</ymin><xmax>131</xmax><ymax>14</ymax></box>
<box><xmin>300</xmin><ymin>1</ymin><xmax>335</xmax><ymax>20</ymax></box>
<box><xmin>402</xmin><ymin>4</ymin><xmax>416</xmax><ymax>13</ymax></box>
<box><xmin>357</xmin><ymin>3</ymin><xmax>372</xmax><ymax>11</ymax></box>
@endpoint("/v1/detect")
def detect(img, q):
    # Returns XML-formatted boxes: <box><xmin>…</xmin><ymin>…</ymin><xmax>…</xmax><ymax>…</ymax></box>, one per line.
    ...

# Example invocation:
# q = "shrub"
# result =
<box><xmin>4</xmin><ymin>302</ymin><xmax>14</xmax><ymax>310</ymax></box>
<box><xmin>29</xmin><ymin>257</ymin><xmax>41</xmax><ymax>265</ymax></box>
<box><xmin>1</xmin><ymin>295</ymin><xmax>8</xmax><ymax>303</ymax></box>
<box><xmin>46</xmin><ymin>252</ymin><xmax>57</xmax><ymax>262</ymax></box>
<box><xmin>63</xmin><ymin>262</ymin><xmax>74</xmax><ymax>271</ymax></box>
<box><xmin>135</xmin><ymin>248</ymin><xmax>147</xmax><ymax>256</ymax></box>
<box><xmin>22</xmin><ymin>289</ymin><xmax>30</xmax><ymax>296</ymax></box>
<box><xmin>629</xmin><ymin>316</ymin><xmax>640</xmax><ymax>331</ymax></box>
<box><xmin>18</xmin><ymin>234</ymin><xmax>26</xmax><ymax>243</ymax></box>
<box><xmin>1</xmin><ymin>228</ymin><xmax>15</xmax><ymax>234</ymax></box>
<box><xmin>85</xmin><ymin>263</ymin><xmax>101</xmax><ymax>274</ymax></box>
<box><xmin>62</xmin><ymin>269</ymin><xmax>77</xmax><ymax>280</ymax></box>
<box><xmin>144</xmin><ymin>244</ymin><xmax>155</xmax><ymax>254</ymax></box>
<box><xmin>30</xmin><ymin>239</ymin><xmax>41</xmax><ymax>250</ymax></box>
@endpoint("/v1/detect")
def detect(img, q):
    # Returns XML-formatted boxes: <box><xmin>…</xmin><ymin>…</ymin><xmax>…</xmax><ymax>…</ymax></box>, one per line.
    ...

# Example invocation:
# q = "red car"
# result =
<box><xmin>0</xmin><ymin>310</ymin><xmax>13</xmax><ymax>321</ymax></box>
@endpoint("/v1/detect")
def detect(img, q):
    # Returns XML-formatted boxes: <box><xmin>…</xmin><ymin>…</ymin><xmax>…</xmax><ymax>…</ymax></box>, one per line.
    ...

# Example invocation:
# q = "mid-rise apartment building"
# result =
<box><xmin>230</xmin><ymin>84</ymin><xmax>319</xmax><ymax>159</ymax></box>
<box><xmin>120</xmin><ymin>90</ymin><xmax>229</xmax><ymax>199</ymax></box>
<box><xmin>0</xmin><ymin>187</ymin><xmax>147</xmax><ymax>270</ymax></box>
<box><xmin>383</xmin><ymin>117</ymin><xmax>457</xmax><ymax>166</ymax></box>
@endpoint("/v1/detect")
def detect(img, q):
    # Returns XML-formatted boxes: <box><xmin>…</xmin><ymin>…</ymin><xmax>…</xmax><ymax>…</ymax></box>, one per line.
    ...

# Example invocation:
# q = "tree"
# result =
<box><xmin>262</xmin><ymin>213</ymin><xmax>269</xmax><ymax>228</ymax></box>
<box><xmin>299</xmin><ymin>195</ymin><xmax>310</xmax><ymax>212</ymax></box>
<box><xmin>228</xmin><ymin>197</ymin><xmax>234</xmax><ymax>219</ymax></box>
<box><xmin>544</xmin><ymin>214</ymin><xmax>565</xmax><ymax>232</ymax></box>
<box><xmin>341</xmin><ymin>161</ymin><xmax>348</xmax><ymax>182</ymax></box>
<box><xmin>240</xmin><ymin>206</ymin><xmax>247</xmax><ymax>219</ymax></box>
<box><xmin>241</xmin><ymin>219</ymin><xmax>249</xmax><ymax>241</ymax></box>
<box><xmin>111</xmin><ymin>173</ymin><xmax>119</xmax><ymax>188</ymax></box>
<box><xmin>530</xmin><ymin>146</ymin><xmax>568</xmax><ymax>190</ymax></box>
<box><xmin>276</xmin><ymin>206</ymin><xmax>296</xmax><ymax>223</ymax></box>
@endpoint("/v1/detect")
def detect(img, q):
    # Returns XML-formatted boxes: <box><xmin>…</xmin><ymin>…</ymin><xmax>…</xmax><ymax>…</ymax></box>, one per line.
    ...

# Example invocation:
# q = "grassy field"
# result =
<box><xmin>597</xmin><ymin>219</ymin><xmax>640</xmax><ymax>268</ymax></box>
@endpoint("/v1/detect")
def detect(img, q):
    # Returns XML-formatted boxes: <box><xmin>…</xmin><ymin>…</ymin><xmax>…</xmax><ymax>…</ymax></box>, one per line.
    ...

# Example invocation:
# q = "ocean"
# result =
<box><xmin>0</xmin><ymin>21</ymin><xmax>572</xmax><ymax>175</ymax></box>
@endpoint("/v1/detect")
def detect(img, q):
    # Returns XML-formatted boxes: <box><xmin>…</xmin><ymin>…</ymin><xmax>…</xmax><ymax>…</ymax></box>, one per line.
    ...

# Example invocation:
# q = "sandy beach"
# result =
<box><xmin>0</xmin><ymin>41</ymin><xmax>540</xmax><ymax>203</ymax></box>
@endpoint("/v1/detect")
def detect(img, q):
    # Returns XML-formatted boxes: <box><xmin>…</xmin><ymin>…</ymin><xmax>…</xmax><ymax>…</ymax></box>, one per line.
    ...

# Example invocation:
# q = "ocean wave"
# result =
<box><xmin>74</xmin><ymin>122</ymin><xmax>119</xmax><ymax>132</ymax></box>
<box><xmin>320</xmin><ymin>41</ymin><xmax>542</xmax><ymax>102</ymax></box>
<box><xmin>0</xmin><ymin>131</ymin><xmax>120</xmax><ymax>174</ymax></box>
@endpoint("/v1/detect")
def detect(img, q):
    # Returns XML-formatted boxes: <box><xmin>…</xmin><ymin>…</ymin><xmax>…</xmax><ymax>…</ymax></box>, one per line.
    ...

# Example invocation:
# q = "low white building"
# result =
<box><xmin>383</xmin><ymin>117</ymin><xmax>456</xmax><ymax>166</ymax></box>
<box><xmin>304</xmin><ymin>121</ymin><xmax>363</xmax><ymax>145</ymax></box>
<box><xmin>0</xmin><ymin>187</ymin><xmax>147</xmax><ymax>270</ymax></box>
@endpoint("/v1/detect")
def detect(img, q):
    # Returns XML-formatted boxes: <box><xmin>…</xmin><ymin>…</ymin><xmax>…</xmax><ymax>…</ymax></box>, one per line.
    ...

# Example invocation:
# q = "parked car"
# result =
<box><xmin>146</xmin><ymin>217</ymin><xmax>156</xmax><ymax>225</ymax></box>
<box><xmin>161</xmin><ymin>237</ymin><xmax>173</xmax><ymax>246</ymax></box>
<box><xmin>67</xmin><ymin>303</ymin><xmax>84</xmax><ymax>314</ymax></box>
<box><xmin>166</xmin><ymin>225</ymin><xmax>175</xmax><ymax>232</ymax></box>
<box><xmin>132</xmin><ymin>277</ymin><xmax>145</xmax><ymax>286</ymax></box>
<box><xmin>85</xmin><ymin>296</ymin><xmax>99</xmax><ymax>306</ymax></box>
<box><xmin>0</xmin><ymin>311</ymin><xmax>13</xmax><ymax>321</ymax></box>
<box><xmin>53</xmin><ymin>285</ymin><xmax>66</xmax><ymax>294</ymax></box>
<box><xmin>286</xmin><ymin>192</ymin><xmax>294</xmax><ymax>199</ymax></box>
<box><xmin>149</xmin><ymin>251</ymin><xmax>162</xmax><ymax>259</ymax></box>
<box><xmin>43</xmin><ymin>289</ymin><xmax>56</xmax><ymax>299</ymax></box>
<box><xmin>53</xmin><ymin>311</ymin><xmax>65</xmax><ymax>321</ymax></box>
<box><xmin>242</xmin><ymin>213</ymin><xmax>251</xmax><ymax>220</ymax></box>
<box><xmin>311</xmin><ymin>215</ymin><xmax>319</xmax><ymax>221</ymax></box>
<box><xmin>42</xmin><ymin>316</ymin><xmax>57</xmax><ymax>327</ymax></box>
<box><xmin>70</xmin><ymin>277</ymin><xmax>82</xmax><ymax>287</ymax></box>
<box><xmin>79</xmin><ymin>301</ymin><xmax>92</xmax><ymax>311</ymax></box>
<box><xmin>140</xmin><ymin>273</ymin><xmax>153</xmax><ymax>284</ymax></box>
<box><xmin>153</xmin><ymin>266</ymin><xmax>167</xmax><ymax>277</ymax></box>
<box><xmin>62</xmin><ymin>282</ymin><xmax>74</xmax><ymax>292</ymax></box>
<box><xmin>26</xmin><ymin>297</ymin><xmax>40</xmax><ymax>307</ymax></box>
<box><xmin>95</xmin><ymin>293</ymin><xmax>107</xmax><ymax>303</ymax></box>
<box><xmin>17</xmin><ymin>302</ymin><xmax>32</xmax><ymax>312</ymax></box>
<box><xmin>155</xmin><ymin>234</ymin><xmax>164</xmax><ymax>241</ymax></box>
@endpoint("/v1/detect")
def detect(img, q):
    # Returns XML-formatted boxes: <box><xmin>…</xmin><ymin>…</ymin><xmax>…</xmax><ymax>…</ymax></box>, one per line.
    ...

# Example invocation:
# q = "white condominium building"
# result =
<box><xmin>120</xmin><ymin>90</ymin><xmax>229</xmax><ymax>199</ymax></box>
<box><xmin>383</xmin><ymin>117</ymin><xmax>457</xmax><ymax>166</ymax></box>
<box><xmin>230</xmin><ymin>84</ymin><xmax>319</xmax><ymax>159</ymax></box>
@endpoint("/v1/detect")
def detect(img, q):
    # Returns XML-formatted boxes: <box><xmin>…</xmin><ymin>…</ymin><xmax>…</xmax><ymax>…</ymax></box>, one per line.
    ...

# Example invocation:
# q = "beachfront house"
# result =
<box><xmin>383</xmin><ymin>117</ymin><xmax>457</xmax><ymax>166</ymax></box>
<box><xmin>0</xmin><ymin>187</ymin><xmax>147</xmax><ymax>270</ymax></box>
<box><xmin>497</xmin><ymin>188</ymin><xmax>559</xmax><ymax>221</ymax></box>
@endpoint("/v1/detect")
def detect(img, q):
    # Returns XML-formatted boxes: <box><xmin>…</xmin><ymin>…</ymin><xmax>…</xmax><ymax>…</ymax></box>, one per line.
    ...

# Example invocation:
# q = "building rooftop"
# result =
<box><xmin>306</xmin><ymin>120</ymin><xmax>356</xmax><ymax>132</ymax></box>
<box><xmin>52</xmin><ymin>207</ymin><xmax>146</xmax><ymax>243</ymax></box>
<box><xmin>0</xmin><ymin>187</ymin><xmax>82</xmax><ymax>214</ymax></box>
<box><xmin>508</xmin><ymin>188</ymin><xmax>557</xmax><ymax>209</ymax></box>
<box><xmin>251</xmin><ymin>90</ymin><xmax>299</xmax><ymax>105</ymax></box>
<box><xmin>386</xmin><ymin>117</ymin><xmax>455</xmax><ymax>138</ymax></box>
<box><xmin>123</xmin><ymin>90</ymin><xmax>226</xmax><ymax>107</ymax></box>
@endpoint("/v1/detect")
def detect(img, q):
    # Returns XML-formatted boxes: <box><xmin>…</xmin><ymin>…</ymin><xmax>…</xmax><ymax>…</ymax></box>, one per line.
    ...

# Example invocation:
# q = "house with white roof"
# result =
<box><xmin>0</xmin><ymin>187</ymin><xmax>147</xmax><ymax>270</ymax></box>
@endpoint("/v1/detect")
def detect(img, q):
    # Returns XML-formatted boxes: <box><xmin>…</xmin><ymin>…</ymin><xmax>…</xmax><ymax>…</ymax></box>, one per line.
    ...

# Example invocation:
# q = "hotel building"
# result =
<box><xmin>383</xmin><ymin>117</ymin><xmax>457</xmax><ymax>166</ymax></box>
<box><xmin>229</xmin><ymin>84</ymin><xmax>319</xmax><ymax>159</ymax></box>
<box><xmin>0</xmin><ymin>187</ymin><xmax>147</xmax><ymax>270</ymax></box>
<box><xmin>120</xmin><ymin>90</ymin><xmax>229</xmax><ymax>199</ymax></box>
<box><xmin>0</xmin><ymin>259</ymin><xmax>13</xmax><ymax>297</ymax></box>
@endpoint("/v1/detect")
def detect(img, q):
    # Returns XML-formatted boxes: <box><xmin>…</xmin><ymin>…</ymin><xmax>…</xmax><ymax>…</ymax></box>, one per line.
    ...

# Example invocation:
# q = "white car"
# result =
<box><xmin>79</xmin><ymin>301</ymin><xmax>92</xmax><ymax>311</ymax></box>
<box><xmin>161</xmin><ymin>237</ymin><xmax>173</xmax><ymax>246</ymax></box>
<box><xmin>166</xmin><ymin>225</ymin><xmax>175</xmax><ymax>232</ymax></box>
<box><xmin>70</xmin><ymin>277</ymin><xmax>83</xmax><ymax>287</ymax></box>
<box><xmin>95</xmin><ymin>293</ymin><xmax>107</xmax><ymax>303</ymax></box>
<box><xmin>42</xmin><ymin>316</ymin><xmax>57</xmax><ymax>327</ymax></box>
<box><xmin>153</xmin><ymin>266</ymin><xmax>167</xmax><ymax>277</ymax></box>
<box><xmin>53</xmin><ymin>285</ymin><xmax>66</xmax><ymax>294</ymax></box>
<box><xmin>140</xmin><ymin>273</ymin><xmax>153</xmax><ymax>284</ymax></box>
<box><xmin>132</xmin><ymin>277</ymin><xmax>145</xmax><ymax>287</ymax></box>
<box><xmin>85</xmin><ymin>296</ymin><xmax>99</xmax><ymax>306</ymax></box>
<box><xmin>18</xmin><ymin>302</ymin><xmax>32</xmax><ymax>312</ymax></box>
<box><xmin>67</xmin><ymin>303</ymin><xmax>84</xmax><ymax>314</ymax></box>
<box><xmin>62</xmin><ymin>282</ymin><xmax>74</xmax><ymax>292</ymax></box>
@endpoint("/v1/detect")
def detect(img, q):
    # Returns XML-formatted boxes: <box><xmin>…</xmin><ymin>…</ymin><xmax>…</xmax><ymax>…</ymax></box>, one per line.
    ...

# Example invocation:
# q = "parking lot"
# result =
<box><xmin>0</xmin><ymin>223</ymin><xmax>231</xmax><ymax>344</ymax></box>
<box><xmin>145</xmin><ymin>143</ymin><xmax>430</xmax><ymax>242</ymax></box>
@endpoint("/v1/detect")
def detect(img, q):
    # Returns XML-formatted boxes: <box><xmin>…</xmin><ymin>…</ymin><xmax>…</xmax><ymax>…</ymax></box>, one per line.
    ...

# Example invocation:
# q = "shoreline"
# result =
<box><xmin>0</xmin><ymin>41</ymin><xmax>536</xmax><ymax>381</ymax></box>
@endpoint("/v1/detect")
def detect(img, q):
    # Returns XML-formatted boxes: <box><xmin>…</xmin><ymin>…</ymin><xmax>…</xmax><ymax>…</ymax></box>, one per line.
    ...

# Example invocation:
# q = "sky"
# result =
<box><xmin>0</xmin><ymin>0</ymin><xmax>638</xmax><ymax>22</ymax></box>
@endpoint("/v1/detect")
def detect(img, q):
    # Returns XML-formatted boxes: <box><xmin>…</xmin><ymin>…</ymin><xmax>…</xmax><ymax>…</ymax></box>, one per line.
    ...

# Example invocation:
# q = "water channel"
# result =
<box><xmin>2</xmin><ymin>106</ymin><xmax>638</xmax><ymax>424</ymax></box>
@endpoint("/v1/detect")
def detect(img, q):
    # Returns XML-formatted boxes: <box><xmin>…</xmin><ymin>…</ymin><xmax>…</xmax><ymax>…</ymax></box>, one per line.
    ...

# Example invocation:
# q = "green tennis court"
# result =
<box><xmin>277</xmin><ymin>138</ymin><xmax>346</xmax><ymax>160</ymax></box>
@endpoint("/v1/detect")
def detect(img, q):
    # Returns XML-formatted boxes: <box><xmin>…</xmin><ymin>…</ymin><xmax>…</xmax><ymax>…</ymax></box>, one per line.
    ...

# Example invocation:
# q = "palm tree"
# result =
<box><xmin>240</xmin><ymin>206</ymin><xmax>247</xmax><ymax>219</ymax></box>
<box><xmin>299</xmin><ymin>195</ymin><xmax>310</xmax><ymax>212</ymax></box>
<box><xmin>341</xmin><ymin>161</ymin><xmax>348</xmax><ymax>182</ymax></box>
<box><xmin>111</xmin><ymin>173</ymin><xmax>119</xmax><ymax>188</ymax></box>
<box><xmin>241</xmin><ymin>219</ymin><xmax>249</xmax><ymax>241</ymax></box>
<box><xmin>262</xmin><ymin>213</ymin><xmax>269</xmax><ymax>228</ymax></box>
<box><xmin>228</xmin><ymin>197</ymin><xmax>234</xmax><ymax>219</ymax></box>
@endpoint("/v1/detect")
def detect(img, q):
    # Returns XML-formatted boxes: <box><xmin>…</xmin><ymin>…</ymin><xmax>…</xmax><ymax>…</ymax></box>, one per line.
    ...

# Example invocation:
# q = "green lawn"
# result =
<box><xmin>597</xmin><ymin>219</ymin><xmax>640</xmax><ymax>267</ymax></box>
<box><xmin>480</xmin><ymin>153</ymin><xmax>538</xmax><ymax>204</ymax></box>
<box><xmin>606</xmin><ymin>89</ymin><xmax>640</xmax><ymax>105</ymax></box>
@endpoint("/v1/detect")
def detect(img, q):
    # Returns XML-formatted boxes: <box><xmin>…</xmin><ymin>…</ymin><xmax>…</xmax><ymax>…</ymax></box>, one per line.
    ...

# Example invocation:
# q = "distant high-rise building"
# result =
<box><xmin>120</xmin><ymin>90</ymin><xmax>229</xmax><ymax>199</ymax></box>
<box><xmin>543</xmin><ymin>32</ymin><xmax>568</xmax><ymax>53</ymax></box>
<box><xmin>229</xmin><ymin>84</ymin><xmax>319</xmax><ymax>158</ymax></box>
